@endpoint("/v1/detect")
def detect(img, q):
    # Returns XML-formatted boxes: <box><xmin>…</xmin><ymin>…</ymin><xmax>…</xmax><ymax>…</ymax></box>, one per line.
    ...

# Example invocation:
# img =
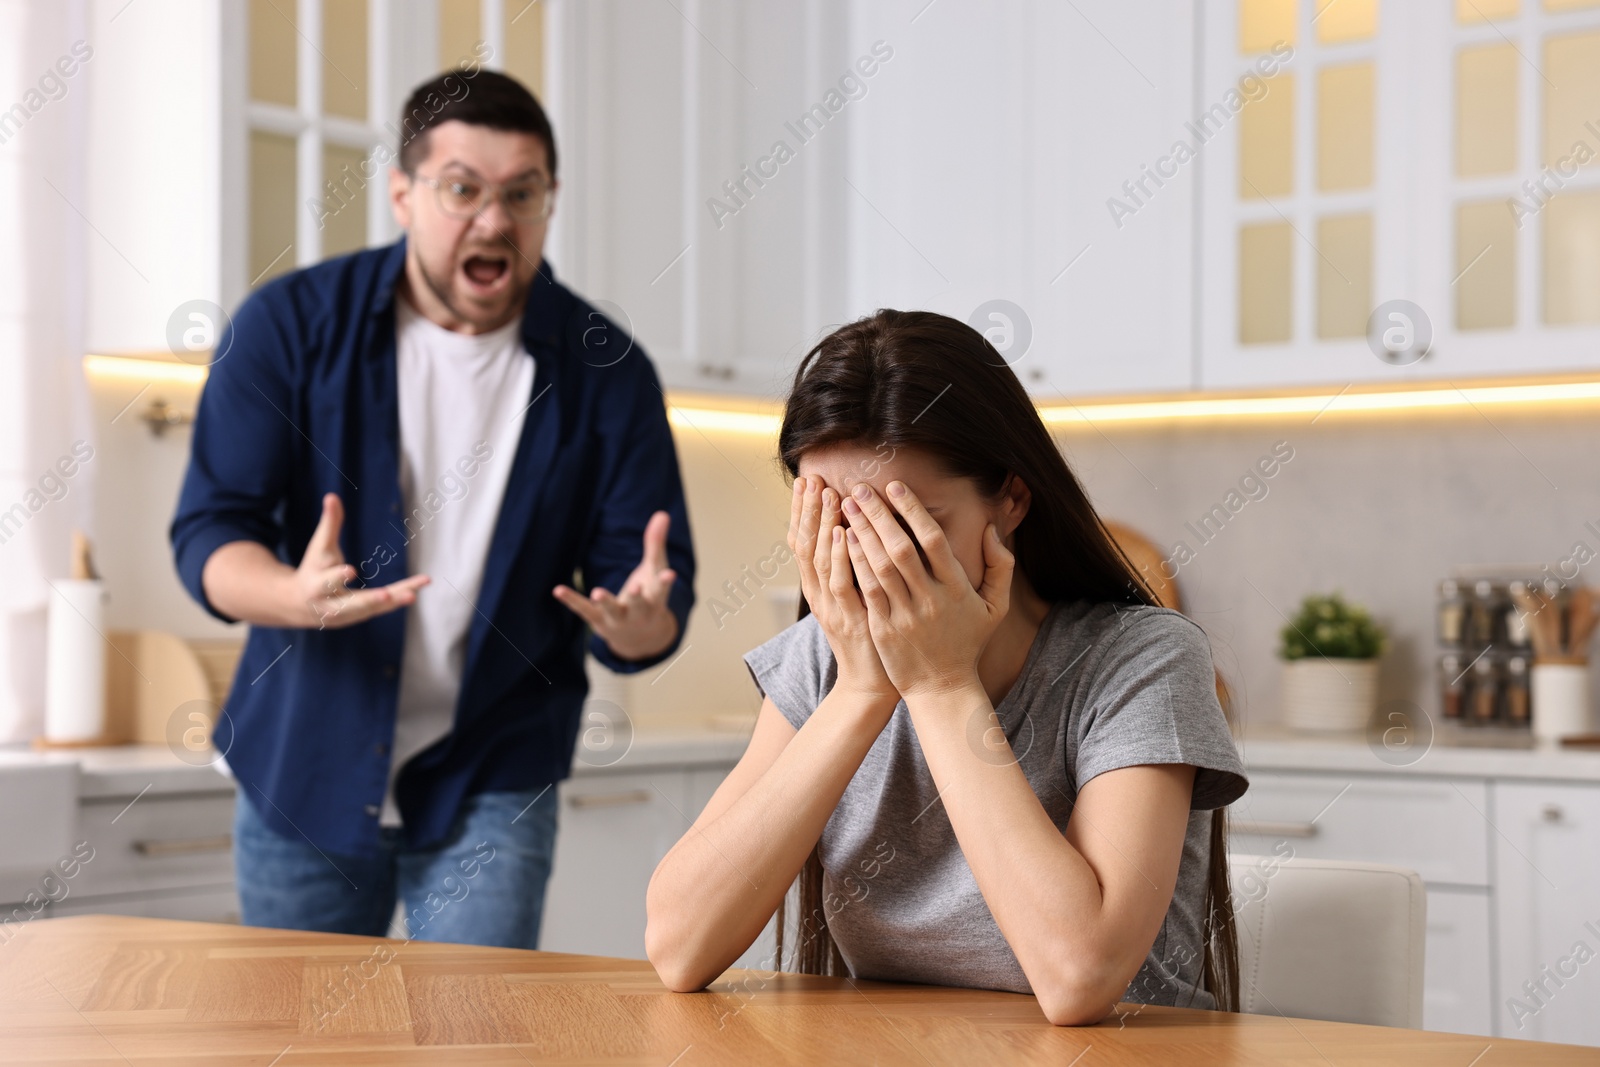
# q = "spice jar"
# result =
<box><xmin>1505</xmin><ymin>580</ymin><xmax>1533</xmax><ymax>649</ymax></box>
<box><xmin>1470</xmin><ymin>654</ymin><xmax>1500</xmax><ymax>724</ymax></box>
<box><xmin>1438</xmin><ymin>579</ymin><xmax>1466</xmax><ymax>648</ymax></box>
<box><xmin>1469</xmin><ymin>580</ymin><xmax>1503</xmax><ymax>647</ymax></box>
<box><xmin>1439</xmin><ymin>652</ymin><xmax>1465</xmax><ymax>720</ymax></box>
<box><xmin>1505</xmin><ymin>654</ymin><xmax>1530</xmax><ymax>725</ymax></box>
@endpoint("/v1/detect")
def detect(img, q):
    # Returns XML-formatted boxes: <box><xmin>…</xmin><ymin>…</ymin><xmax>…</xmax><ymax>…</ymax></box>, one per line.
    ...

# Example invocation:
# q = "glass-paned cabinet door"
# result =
<box><xmin>241</xmin><ymin>0</ymin><xmax>383</xmax><ymax>289</ymax></box>
<box><xmin>1199</xmin><ymin>0</ymin><xmax>1400</xmax><ymax>389</ymax></box>
<box><xmin>1403</xmin><ymin>1</ymin><xmax>1600</xmax><ymax>378</ymax></box>
<box><xmin>231</xmin><ymin>0</ymin><xmax>546</xmax><ymax>300</ymax></box>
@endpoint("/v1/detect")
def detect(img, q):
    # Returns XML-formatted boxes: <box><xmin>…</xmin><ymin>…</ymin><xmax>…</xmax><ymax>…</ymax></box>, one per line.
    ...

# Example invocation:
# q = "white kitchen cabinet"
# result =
<box><xmin>551</xmin><ymin>0</ymin><xmax>1195</xmax><ymax>400</ymax></box>
<box><xmin>686</xmin><ymin>767</ymin><xmax>780</xmax><ymax>972</ymax></box>
<box><xmin>1228</xmin><ymin>771</ymin><xmax>1491</xmax><ymax>887</ymax></box>
<box><xmin>1229</xmin><ymin>769</ymin><xmax>1495</xmax><ymax>1037</ymax></box>
<box><xmin>1236</xmin><ymin>732</ymin><xmax>1600</xmax><ymax>1045</ymax></box>
<box><xmin>548</xmin><ymin>0</ymin><xmax>852</xmax><ymax>397</ymax></box>
<box><xmin>0</xmin><ymin>761</ymin><xmax>239</xmax><ymax>929</ymax></box>
<box><xmin>49</xmin><ymin>884</ymin><xmax>240</xmax><ymax>925</ymax></box>
<box><xmin>70</xmin><ymin>790</ymin><xmax>236</xmax><ymax>901</ymax></box>
<box><xmin>1491</xmin><ymin>781</ymin><xmax>1600</xmax><ymax>1047</ymax></box>
<box><xmin>844</xmin><ymin>0</ymin><xmax>1196</xmax><ymax>397</ymax></box>
<box><xmin>1423</xmin><ymin>888</ymin><xmax>1494</xmax><ymax>1038</ymax></box>
<box><xmin>541</xmin><ymin>768</ymin><xmax>697</xmax><ymax>959</ymax></box>
<box><xmin>542</xmin><ymin>760</ymin><xmax>777</xmax><ymax>972</ymax></box>
<box><xmin>1197</xmin><ymin>1</ymin><xmax>1600</xmax><ymax>390</ymax></box>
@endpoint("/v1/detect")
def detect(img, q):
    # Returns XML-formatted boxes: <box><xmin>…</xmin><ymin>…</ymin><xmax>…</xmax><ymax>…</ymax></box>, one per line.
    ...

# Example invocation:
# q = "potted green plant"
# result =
<box><xmin>1279</xmin><ymin>593</ymin><xmax>1386</xmax><ymax>731</ymax></box>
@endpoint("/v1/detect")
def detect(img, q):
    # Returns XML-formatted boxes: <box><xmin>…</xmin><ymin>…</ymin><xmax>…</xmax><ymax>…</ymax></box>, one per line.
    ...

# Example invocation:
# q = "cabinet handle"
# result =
<box><xmin>1230</xmin><ymin>819</ymin><xmax>1320</xmax><ymax>839</ymax></box>
<box><xmin>132</xmin><ymin>833</ymin><xmax>233</xmax><ymax>857</ymax></box>
<box><xmin>567</xmin><ymin>790</ymin><xmax>653</xmax><ymax>810</ymax></box>
<box><xmin>1541</xmin><ymin>804</ymin><xmax>1564</xmax><ymax>823</ymax></box>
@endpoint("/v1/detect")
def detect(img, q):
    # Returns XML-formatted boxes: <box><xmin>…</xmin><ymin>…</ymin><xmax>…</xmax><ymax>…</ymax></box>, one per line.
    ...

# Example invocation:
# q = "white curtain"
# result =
<box><xmin>0</xmin><ymin>0</ymin><xmax>97</xmax><ymax>741</ymax></box>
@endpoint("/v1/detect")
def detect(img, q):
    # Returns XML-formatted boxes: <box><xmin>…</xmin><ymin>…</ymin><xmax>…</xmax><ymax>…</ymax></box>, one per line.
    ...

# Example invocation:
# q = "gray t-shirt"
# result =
<box><xmin>743</xmin><ymin>599</ymin><xmax>1248</xmax><ymax>1008</ymax></box>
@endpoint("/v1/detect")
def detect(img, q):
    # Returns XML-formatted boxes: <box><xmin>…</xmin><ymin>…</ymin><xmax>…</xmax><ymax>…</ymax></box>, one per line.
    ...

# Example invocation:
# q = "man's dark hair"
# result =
<box><xmin>396</xmin><ymin>68</ymin><xmax>557</xmax><ymax>178</ymax></box>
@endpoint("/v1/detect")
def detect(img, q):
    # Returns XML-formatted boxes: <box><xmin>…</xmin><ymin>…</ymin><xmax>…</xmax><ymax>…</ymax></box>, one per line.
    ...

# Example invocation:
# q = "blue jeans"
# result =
<box><xmin>234</xmin><ymin>785</ymin><xmax>559</xmax><ymax>949</ymax></box>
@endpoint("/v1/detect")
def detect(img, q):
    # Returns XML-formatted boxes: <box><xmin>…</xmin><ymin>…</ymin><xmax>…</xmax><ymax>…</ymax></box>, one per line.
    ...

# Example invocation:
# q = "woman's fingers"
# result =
<box><xmin>847</xmin><ymin>483</ymin><xmax>932</xmax><ymax>596</ymax></box>
<box><xmin>787</xmin><ymin>475</ymin><xmax>804</xmax><ymax>555</ymax></box>
<box><xmin>827</xmin><ymin>523</ymin><xmax>865</xmax><ymax>619</ymax></box>
<box><xmin>843</xmin><ymin>488</ymin><xmax>913</xmax><ymax>608</ymax></box>
<box><xmin>814</xmin><ymin>487</ymin><xmax>840</xmax><ymax>587</ymax></box>
<box><xmin>978</xmin><ymin>524</ymin><xmax>1016</xmax><ymax>617</ymax></box>
<box><xmin>844</xmin><ymin>526</ymin><xmax>889</xmax><ymax>612</ymax></box>
<box><xmin>883</xmin><ymin>481</ymin><xmax>962</xmax><ymax>586</ymax></box>
<box><xmin>791</xmin><ymin>476</ymin><xmax>822</xmax><ymax>605</ymax></box>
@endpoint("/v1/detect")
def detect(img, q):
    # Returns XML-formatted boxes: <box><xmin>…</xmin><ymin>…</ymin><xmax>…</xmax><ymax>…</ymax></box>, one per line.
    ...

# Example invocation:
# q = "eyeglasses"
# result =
<box><xmin>412</xmin><ymin>168</ymin><xmax>554</xmax><ymax>223</ymax></box>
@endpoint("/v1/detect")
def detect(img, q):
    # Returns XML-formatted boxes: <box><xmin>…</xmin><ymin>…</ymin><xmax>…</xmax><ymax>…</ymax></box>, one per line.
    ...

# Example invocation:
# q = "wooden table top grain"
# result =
<box><xmin>0</xmin><ymin>915</ymin><xmax>1591</xmax><ymax>1065</ymax></box>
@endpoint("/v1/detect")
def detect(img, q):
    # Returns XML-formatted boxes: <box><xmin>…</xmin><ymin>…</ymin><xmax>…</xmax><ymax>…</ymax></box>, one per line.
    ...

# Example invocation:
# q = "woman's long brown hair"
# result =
<box><xmin>769</xmin><ymin>308</ymin><xmax>1239</xmax><ymax>1012</ymax></box>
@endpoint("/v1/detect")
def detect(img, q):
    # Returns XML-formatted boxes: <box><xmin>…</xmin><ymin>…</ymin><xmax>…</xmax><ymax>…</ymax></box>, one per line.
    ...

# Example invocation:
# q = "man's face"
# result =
<box><xmin>389</xmin><ymin>120</ymin><xmax>556</xmax><ymax>332</ymax></box>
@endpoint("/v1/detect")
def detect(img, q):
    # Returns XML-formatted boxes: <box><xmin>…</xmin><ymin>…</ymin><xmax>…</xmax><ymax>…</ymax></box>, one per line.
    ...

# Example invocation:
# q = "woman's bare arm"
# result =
<box><xmin>906</xmin><ymin>695</ymin><xmax>1195</xmax><ymax>1025</ymax></box>
<box><xmin>644</xmin><ymin>689</ymin><xmax>892</xmax><ymax>991</ymax></box>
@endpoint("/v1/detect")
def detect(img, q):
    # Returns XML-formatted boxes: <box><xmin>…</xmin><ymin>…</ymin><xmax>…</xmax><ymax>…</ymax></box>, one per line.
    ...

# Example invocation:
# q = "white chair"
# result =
<box><xmin>1228</xmin><ymin>854</ymin><xmax>1427</xmax><ymax>1028</ymax></box>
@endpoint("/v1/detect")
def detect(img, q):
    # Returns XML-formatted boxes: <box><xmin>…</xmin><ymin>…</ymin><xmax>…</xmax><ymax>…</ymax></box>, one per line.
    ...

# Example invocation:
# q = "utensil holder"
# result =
<box><xmin>1530</xmin><ymin>658</ymin><xmax>1592</xmax><ymax>741</ymax></box>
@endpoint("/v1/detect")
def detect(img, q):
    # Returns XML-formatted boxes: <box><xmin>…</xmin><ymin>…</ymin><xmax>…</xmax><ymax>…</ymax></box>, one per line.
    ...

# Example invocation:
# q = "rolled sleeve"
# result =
<box><xmin>169</xmin><ymin>289</ymin><xmax>298</xmax><ymax>622</ymax></box>
<box><xmin>582</xmin><ymin>349</ymin><xmax>697</xmax><ymax>674</ymax></box>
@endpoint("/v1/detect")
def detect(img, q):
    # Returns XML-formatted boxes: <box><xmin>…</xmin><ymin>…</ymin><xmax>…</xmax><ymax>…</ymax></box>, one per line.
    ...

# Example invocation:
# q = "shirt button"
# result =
<box><xmin>390</xmin><ymin>502</ymin><xmax>400</xmax><ymax>514</ymax></box>
<box><xmin>364</xmin><ymin>804</ymin><xmax>380</xmax><ymax>817</ymax></box>
<box><xmin>383</xmin><ymin>664</ymin><xmax>397</xmax><ymax>679</ymax></box>
<box><xmin>375</xmin><ymin>742</ymin><xmax>389</xmax><ymax>756</ymax></box>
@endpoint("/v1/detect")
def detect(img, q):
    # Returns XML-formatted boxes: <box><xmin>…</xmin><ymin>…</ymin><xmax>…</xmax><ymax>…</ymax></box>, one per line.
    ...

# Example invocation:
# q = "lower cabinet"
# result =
<box><xmin>1491</xmin><ymin>781</ymin><xmax>1600</xmax><ymax>1047</ymax></box>
<box><xmin>1230</xmin><ymin>770</ymin><xmax>1495</xmax><ymax>1036</ymax></box>
<box><xmin>1422</xmin><ymin>889</ymin><xmax>1494</xmax><ymax>1038</ymax></box>
<box><xmin>1235</xmin><ymin>767</ymin><xmax>1600</xmax><ymax>1045</ymax></box>
<box><xmin>541</xmin><ymin>762</ymin><xmax>777</xmax><ymax>972</ymax></box>
<box><xmin>50</xmin><ymin>884</ymin><xmax>240</xmax><ymax>924</ymax></box>
<box><xmin>7</xmin><ymin>786</ymin><xmax>242</xmax><ymax>927</ymax></box>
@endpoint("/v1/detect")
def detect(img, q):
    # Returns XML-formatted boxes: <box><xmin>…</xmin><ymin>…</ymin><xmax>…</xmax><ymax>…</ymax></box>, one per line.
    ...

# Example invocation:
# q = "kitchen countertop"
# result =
<box><xmin>1237</xmin><ymin>720</ymin><xmax>1600</xmax><ymax>781</ymax></box>
<box><xmin>9</xmin><ymin>715</ymin><xmax>1600</xmax><ymax>798</ymax></box>
<box><xmin>0</xmin><ymin>713</ymin><xmax>759</xmax><ymax>798</ymax></box>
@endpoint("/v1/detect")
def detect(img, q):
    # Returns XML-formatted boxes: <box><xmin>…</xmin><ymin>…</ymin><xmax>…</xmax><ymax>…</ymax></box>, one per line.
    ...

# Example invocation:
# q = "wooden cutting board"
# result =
<box><xmin>102</xmin><ymin>631</ymin><xmax>242</xmax><ymax>745</ymax></box>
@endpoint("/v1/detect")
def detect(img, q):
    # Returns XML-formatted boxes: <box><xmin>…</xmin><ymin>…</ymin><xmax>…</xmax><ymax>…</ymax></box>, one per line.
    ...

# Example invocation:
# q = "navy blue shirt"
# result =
<box><xmin>171</xmin><ymin>239</ymin><xmax>695</xmax><ymax>857</ymax></box>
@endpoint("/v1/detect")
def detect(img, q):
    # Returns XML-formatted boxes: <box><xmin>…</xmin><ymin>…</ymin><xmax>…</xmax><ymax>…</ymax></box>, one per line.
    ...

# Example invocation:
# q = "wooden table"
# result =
<box><xmin>0</xmin><ymin>916</ymin><xmax>1591</xmax><ymax>1065</ymax></box>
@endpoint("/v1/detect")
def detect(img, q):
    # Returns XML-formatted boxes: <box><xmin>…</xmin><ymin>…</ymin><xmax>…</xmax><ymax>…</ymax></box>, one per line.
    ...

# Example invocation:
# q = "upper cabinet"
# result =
<box><xmin>842</xmin><ymin>0</ymin><xmax>1197</xmax><ymax>398</ymax></box>
<box><xmin>1198</xmin><ymin>0</ymin><xmax>1600</xmax><ymax>390</ymax></box>
<box><xmin>94</xmin><ymin>0</ymin><xmax>1600</xmax><ymax>395</ymax></box>
<box><xmin>87</xmin><ymin>0</ymin><xmax>547</xmax><ymax>354</ymax></box>
<box><xmin>547</xmin><ymin>0</ymin><xmax>854</xmax><ymax>399</ymax></box>
<box><xmin>550</xmin><ymin>0</ymin><xmax>1198</xmax><ymax>398</ymax></box>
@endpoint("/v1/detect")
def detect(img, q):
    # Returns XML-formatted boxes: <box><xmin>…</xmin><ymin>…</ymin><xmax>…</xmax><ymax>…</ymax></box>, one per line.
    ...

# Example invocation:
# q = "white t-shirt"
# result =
<box><xmin>381</xmin><ymin>296</ymin><xmax>536</xmax><ymax>826</ymax></box>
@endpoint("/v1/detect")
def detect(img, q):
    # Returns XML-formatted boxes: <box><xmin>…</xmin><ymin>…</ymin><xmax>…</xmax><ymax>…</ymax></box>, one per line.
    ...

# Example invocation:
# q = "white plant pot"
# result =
<box><xmin>1282</xmin><ymin>658</ymin><xmax>1381</xmax><ymax>732</ymax></box>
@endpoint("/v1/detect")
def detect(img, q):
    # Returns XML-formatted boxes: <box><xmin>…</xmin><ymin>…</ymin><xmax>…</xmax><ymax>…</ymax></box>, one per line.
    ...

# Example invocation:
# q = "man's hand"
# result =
<box><xmin>554</xmin><ymin>510</ymin><xmax>680</xmax><ymax>662</ymax></box>
<box><xmin>292</xmin><ymin>493</ymin><xmax>430</xmax><ymax>629</ymax></box>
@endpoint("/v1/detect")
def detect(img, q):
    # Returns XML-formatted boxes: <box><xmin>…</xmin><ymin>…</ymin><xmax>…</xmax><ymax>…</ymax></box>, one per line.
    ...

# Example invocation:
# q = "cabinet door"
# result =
<box><xmin>1228</xmin><ymin>772</ymin><xmax>1491</xmax><ymax>886</ymax></box>
<box><xmin>1491</xmin><ymin>781</ymin><xmax>1600</xmax><ymax>1046</ymax></box>
<box><xmin>548</xmin><ymin>1</ymin><xmax>851</xmax><ymax>396</ymax></box>
<box><xmin>844</xmin><ymin>0</ymin><xmax>1195</xmax><ymax>397</ymax></box>
<box><xmin>50</xmin><ymin>885</ymin><xmax>241</xmax><ymax>925</ymax></box>
<box><xmin>1424</xmin><ymin>888</ymin><xmax>1493</xmax><ymax>1038</ymax></box>
<box><xmin>686</xmin><ymin>768</ymin><xmax>779</xmax><ymax>975</ymax></box>
<box><xmin>540</xmin><ymin>770</ymin><xmax>695</xmax><ymax>959</ymax></box>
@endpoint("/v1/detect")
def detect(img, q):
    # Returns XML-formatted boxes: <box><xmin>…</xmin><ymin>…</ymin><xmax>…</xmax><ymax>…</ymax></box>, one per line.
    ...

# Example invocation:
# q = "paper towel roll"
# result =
<box><xmin>45</xmin><ymin>579</ymin><xmax>107</xmax><ymax>742</ymax></box>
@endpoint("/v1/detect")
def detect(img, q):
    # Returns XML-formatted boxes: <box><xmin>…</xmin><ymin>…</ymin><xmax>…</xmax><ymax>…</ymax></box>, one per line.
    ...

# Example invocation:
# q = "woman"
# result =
<box><xmin>644</xmin><ymin>310</ymin><xmax>1248</xmax><ymax>1025</ymax></box>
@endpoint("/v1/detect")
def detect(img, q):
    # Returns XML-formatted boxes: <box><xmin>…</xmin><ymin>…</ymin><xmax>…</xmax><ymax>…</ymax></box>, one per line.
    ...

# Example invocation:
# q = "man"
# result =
<box><xmin>171</xmin><ymin>69</ymin><xmax>695</xmax><ymax>949</ymax></box>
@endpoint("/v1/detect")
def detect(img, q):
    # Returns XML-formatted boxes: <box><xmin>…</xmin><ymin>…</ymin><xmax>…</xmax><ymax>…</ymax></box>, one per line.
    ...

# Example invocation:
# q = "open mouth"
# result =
<box><xmin>461</xmin><ymin>253</ymin><xmax>511</xmax><ymax>291</ymax></box>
